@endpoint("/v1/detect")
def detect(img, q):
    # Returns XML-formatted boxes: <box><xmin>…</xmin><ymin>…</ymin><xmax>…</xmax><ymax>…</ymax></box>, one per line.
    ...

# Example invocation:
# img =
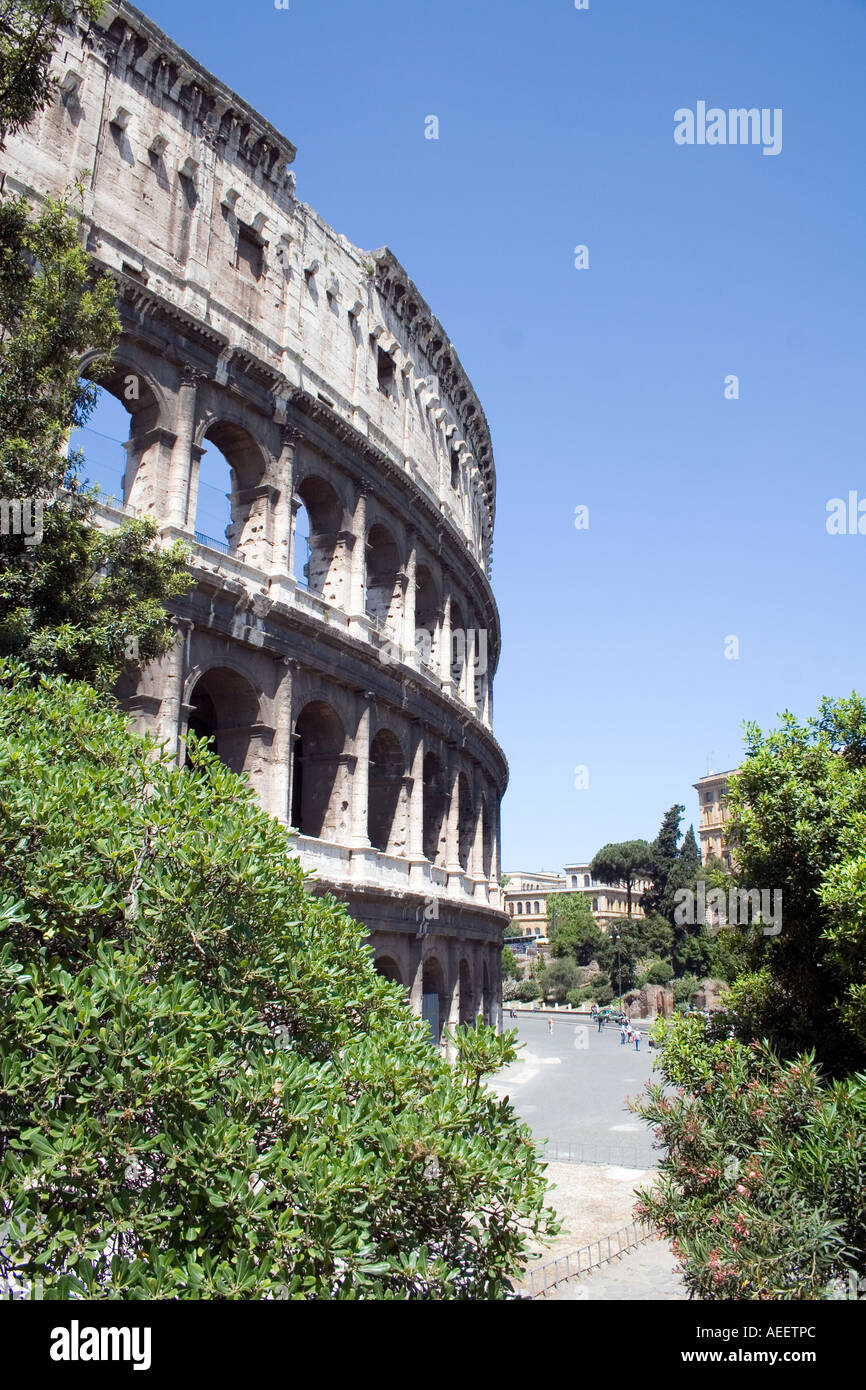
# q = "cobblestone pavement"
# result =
<box><xmin>544</xmin><ymin>1237</ymin><xmax>692</xmax><ymax>1301</ymax></box>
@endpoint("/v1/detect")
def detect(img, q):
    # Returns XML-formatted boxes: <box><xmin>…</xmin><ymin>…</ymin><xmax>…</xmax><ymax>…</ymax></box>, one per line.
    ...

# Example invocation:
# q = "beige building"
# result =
<box><xmin>1</xmin><ymin>2</ymin><xmax>508</xmax><ymax>1044</ymax></box>
<box><xmin>503</xmin><ymin>862</ymin><xmax>653</xmax><ymax>941</ymax></box>
<box><xmin>694</xmin><ymin>771</ymin><xmax>735</xmax><ymax>867</ymax></box>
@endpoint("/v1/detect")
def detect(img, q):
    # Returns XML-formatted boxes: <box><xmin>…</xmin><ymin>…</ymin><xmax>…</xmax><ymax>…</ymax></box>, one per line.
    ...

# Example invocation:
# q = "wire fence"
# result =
<box><xmin>541</xmin><ymin>1139</ymin><xmax>660</xmax><ymax>1168</ymax></box>
<box><xmin>525</xmin><ymin>1217</ymin><xmax>656</xmax><ymax>1298</ymax></box>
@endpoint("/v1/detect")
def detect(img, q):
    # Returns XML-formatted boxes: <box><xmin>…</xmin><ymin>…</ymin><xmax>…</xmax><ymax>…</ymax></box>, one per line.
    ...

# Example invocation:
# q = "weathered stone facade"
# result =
<box><xmin>0</xmin><ymin>0</ymin><xmax>507</xmax><ymax>1040</ymax></box>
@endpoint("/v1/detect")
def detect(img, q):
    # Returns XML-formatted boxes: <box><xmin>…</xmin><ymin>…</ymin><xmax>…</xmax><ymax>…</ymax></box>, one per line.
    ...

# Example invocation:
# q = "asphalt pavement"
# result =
<box><xmin>489</xmin><ymin>1012</ymin><xmax>661</xmax><ymax>1167</ymax></box>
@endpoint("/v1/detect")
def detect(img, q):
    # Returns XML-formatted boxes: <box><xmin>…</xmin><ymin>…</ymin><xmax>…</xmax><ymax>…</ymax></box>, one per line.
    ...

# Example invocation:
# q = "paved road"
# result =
<box><xmin>490</xmin><ymin>1013</ymin><xmax>660</xmax><ymax>1166</ymax></box>
<box><xmin>546</xmin><ymin>1238</ymin><xmax>690</xmax><ymax>1301</ymax></box>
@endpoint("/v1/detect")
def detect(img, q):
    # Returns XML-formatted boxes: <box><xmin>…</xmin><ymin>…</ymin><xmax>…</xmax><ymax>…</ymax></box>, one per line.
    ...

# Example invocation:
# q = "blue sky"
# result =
<box><xmin>94</xmin><ymin>0</ymin><xmax>866</xmax><ymax>868</ymax></box>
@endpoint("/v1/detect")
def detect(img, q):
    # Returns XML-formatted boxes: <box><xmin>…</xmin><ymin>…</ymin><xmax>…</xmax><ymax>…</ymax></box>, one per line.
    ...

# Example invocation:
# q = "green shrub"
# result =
<box><xmin>644</xmin><ymin>960</ymin><xmax>674</xmax><ymax>985</ymax></box>
<box><xmin>633</xmin><ymin>1017</ymin><xmax>866</xmax><ymax>1299</ymax></box>
<box><xmin>0</xmin><ymin>662</ymin><xmax>557</xmax><ymax>1299</ymax></box>
<box><xmin>672</xmin><ymin>973</ymin><xmax>700</xmax><ymax>1004</ymax></box>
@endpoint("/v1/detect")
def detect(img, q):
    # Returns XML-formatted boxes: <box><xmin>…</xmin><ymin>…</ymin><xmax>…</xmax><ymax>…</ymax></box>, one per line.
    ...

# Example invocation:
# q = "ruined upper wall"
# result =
<box><xmin>0</xmin><ymin>0</ymin><xmax>496</xmax><ymax>570</ymax></box>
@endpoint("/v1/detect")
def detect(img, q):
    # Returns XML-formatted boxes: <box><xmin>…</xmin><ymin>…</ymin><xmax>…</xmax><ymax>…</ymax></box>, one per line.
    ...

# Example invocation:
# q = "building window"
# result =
<box><xmin>534</xmin><ymin>901</ymin><xmax>540</xmax><ymax>913</ymax></box>
<box><xmin>450</xmin><ymin>448</ymin><xmax>460</xmax><ymax>491</ymax></box>
<box><xmin>592</xmin><ymin>898</ymin><xmax>598</xmax><ymax>912</ymax></box>
<box><xmin>236</xmin><ymin>223</ymin><xmax>264</xmax><ymax>281</ymax></box>
<box><xmin>517</xmin><ymin>902</ymin><xmax>522</xmax><ymax>915</ymax></box>
<box><xmin>583</xmin><ymin>873</ymin><xmax>590</xmax><ymax>887</ymax></box>
<box><xmin>377</xmin><ymin>348</ymin><xmax>397</xmax><ymax>399</ymax></box>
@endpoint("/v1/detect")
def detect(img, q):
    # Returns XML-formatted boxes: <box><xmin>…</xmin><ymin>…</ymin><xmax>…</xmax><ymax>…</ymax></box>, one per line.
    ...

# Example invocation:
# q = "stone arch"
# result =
<box><xmin>291</xmin><ymin>699</ymin><xmax>347</xmax><ymax>841</ymax></box>
<box><xmin>183</xmin><ymin>665</ymin><xmax>261</xmax><ymax>778</ymax></box>
<box><xmin>199</xmin><ymin>419</ymin><xmax>270</xmax><ymax>564</ymax></box>
<box><xmin>421</xmin><ymin>955</ymin><xmax>448</xmax><ymax>1045</ymax></box>
<box><xmin>414</xmin><ymin>563</ymin><xmax>441</xmax><ymax>673</ymax></box>
<box><xmin>457</xmin><ymin>770</ymin><xmax>474</xmax><ymax>872</ymax></box>
<box><xmin>294</xmin><ymin>473</ymin><xmax>344</xmax><ymax>601</ymax></box>
<box><xmin>422</xmin><ymin>750</ymin><xmax>448</xmax><ymax>865</ymax></box>
<box><xmin>76</xmin><ymin>353</ymin><xmax>166</xmax><ymax>513</ymax></box>
<box><xmin>450</xmin><ymin>597</ymin><xmax>467</xmax><ymax>695</ymax></box>
<box><xmin>482</xmin><ymin>959</ymin><xmax>492</xmax><ymax>1026</ymax></box>
<box><xmin>374</xmin><ymin>955</ymin><xmax>403</xmax><ymax>987</ymax></box>
<box><xmin>458</xmin><ymin>958</ymin><xmax>476</xmax><ymax>1026</ymax></box>
<box><xmin>368</xmin><ymin>727</ymin><xmax>406</xmax><ymax>854</ymax></box>
<box><xmin>480</xmin><ymin>794</ymin><xmax>493</xmax><ymax>880</ymax></box>
<box><xmin>365</xmin><ymin>522</ymin><xmax>401</xmax><ymax>637</ymax></box>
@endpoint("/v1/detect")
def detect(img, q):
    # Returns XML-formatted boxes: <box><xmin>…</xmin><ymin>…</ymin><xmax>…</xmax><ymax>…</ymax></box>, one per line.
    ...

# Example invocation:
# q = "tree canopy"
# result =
<box><xmin>0</xmin><ymin>662</ymin><xmax>557</xmax><ymax>1298</ymax></box>
<box><xmin>590</xmin><ymin>840</ymin><xmax>651</xmax><ymax>914</ymax></box>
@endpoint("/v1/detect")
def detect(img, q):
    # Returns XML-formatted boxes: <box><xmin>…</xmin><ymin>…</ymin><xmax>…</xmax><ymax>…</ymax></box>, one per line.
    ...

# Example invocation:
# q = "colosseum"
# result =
<box><xmin>0</xmin><ymin>1</ymin><xmax>508</xmax><ymax>1040</ymax></box>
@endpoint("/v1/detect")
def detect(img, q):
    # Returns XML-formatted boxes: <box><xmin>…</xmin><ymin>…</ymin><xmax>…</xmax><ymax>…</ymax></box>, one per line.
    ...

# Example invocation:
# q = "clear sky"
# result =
<box><xmin>104</xmin><ymin>0</ymin><xmax>866</xmax><ymax>868</ymax></box>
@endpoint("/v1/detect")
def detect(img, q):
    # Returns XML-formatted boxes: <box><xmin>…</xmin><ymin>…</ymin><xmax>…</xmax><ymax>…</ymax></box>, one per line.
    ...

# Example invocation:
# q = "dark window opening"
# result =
<box><xmin>236</xmin><ymin>223</ymin><xmax>264</xmax><ymax>281</ymax></box>
<box><xmin>377</xmin><ymin>348</ymin><xmax>397</xmax><ymax>399</ymax></box>
<box><xmin>450</xmin><ymin>448</ymin><xmax>460</xmax><ymax>491</ymax></box>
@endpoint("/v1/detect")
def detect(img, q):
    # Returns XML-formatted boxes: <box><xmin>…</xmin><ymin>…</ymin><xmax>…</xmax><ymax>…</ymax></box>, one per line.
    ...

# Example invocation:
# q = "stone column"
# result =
<box><xmin>445</xmin><ymin>746</ymin><xmax>462</xmax><ymax>875</ymax></box>
<box><xmin>440</xmin><ymin>591</ymin><xmax>453</xmax><ymax>696</ymax></box>
<box><xmin>464</xmin><ymin>625</ymin><xmax>476</xmax><ymax>710</ymax></box>
<box><xmin>350</xmin><ymin>691</ymin><xmax>372</xmax><ymax>847</ymax></box>
<box><xmin>156</xmin><ymin>618</ymin><xmax>192</xmax><ymax>760</ymax></box>
<box><xmin>348</xmin><ymin>481</ymin><xmax>369</xmax><ymax>632</ymax></box>
<box><xmin>403</xmin><ymin>532</ymin><xmax>417</xmax><ymax>663</ymax></box>
<box><xmin>165</xmin><ymin>366</ymin><xmax>203</xmax><ymax>530</ymax></box>
<box><xmin>407</xmin><ymin>721</ymin><xmax>425</xmax><ymax>861</ymax></box>
<box><xmin>270</xmin><ymin>657</ymin><xmax>294</xmax><ymax>824</ymax></box>
<box><xmin>274</xmin><ymin>426</ymin><xmax>302</xmax><ymax>582</ymax></box>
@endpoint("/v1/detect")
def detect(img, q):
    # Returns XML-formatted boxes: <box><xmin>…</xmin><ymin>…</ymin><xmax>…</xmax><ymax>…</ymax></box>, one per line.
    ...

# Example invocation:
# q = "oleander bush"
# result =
<box><xmin>634</xmin><ymin>1016</ymin><xmax>866</xmax><ymax>1299</ymax></box>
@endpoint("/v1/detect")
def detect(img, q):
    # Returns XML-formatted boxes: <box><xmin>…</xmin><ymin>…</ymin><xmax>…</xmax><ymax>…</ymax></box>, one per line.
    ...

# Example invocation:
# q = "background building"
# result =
<box><xmin>502</xmin><ymin>862</ymin><xmax>652</xmax><ymax>943</ymax></box>
<box><xmin>694</xmin><ymin>771</ymin><xmax>734</xmax><ymax>867</ymax></box>
<box><xmin>0</xmin><ymin>1</ymin><xmax>508</xmax><ymax>1044</ymax></box>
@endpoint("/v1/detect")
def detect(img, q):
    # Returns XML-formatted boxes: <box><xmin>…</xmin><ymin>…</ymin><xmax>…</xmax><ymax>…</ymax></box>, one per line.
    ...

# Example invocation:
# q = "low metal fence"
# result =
<box><xmin>541</xmin><ymin>1139</ymin><xmax>658</xmax><ymax>1168</ymax></box>
<box><xmin>526</xmin><ymin>1217</ymin><xmax>656</xmax><ymax>1298</ymax></box>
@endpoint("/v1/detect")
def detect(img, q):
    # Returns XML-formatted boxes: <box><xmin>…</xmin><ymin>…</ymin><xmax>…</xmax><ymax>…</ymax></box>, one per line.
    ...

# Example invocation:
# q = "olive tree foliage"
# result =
<box><xmin>0</xmin><ymin>663</ymin><xmax>558</xmax><ymax>1299</ymax></box>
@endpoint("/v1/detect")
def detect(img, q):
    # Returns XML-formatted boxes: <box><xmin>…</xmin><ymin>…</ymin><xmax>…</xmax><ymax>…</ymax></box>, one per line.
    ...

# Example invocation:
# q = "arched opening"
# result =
<box><xmin>457</xmin><ymin>771</ymin><xmax>474</xmax><ymax>872</ymax></box>
<box><xmin>422</xmin><ymin>957</ymin><xmax>448</xmax><ymax>1045</ymax></box>
<box><xmin>294</xmin><ymin>475</ymin><xmax>342</xmax><ymax>599</ymax></box>
<box><xmin>194</xmin><ymin>441</ymin><xmax>232</xmax><ymax>553</ymax></box>
<box><xmin>422</xmin><ymin>751</ymin><xmax>447</xmax><ymax>865</ymax></box>
<box><xmin>480</xmin><ymin>796</ymin><xmax>493</xmax><ymax>880</ymax></box>
<box><xmin>365</xmin><ymin>523</ymin><xmax>401</xmax><ymax>637</ymax></box>
<box><xmin>414</xmin><ymin>565</ymin><xmax>440</xmax><ymax>673</ymax></box>
<box><xmin>450</xmin><ymin>599</ymin><xmax>466</xmax><ymax>695</ymax></box>
<box><xmin>482</xmin><ymin>961</ymin><xmax>492</xmax><ymax>1027</ymax></box>
<box><xmin>198</xmin><ymin>421</ymin><xmax>269</xmax><ymax>564</ymax></box>
<box><xmin>374</xmin><ymin>956</ymin><xmax>403</xmax><ymax>987</ymax></box>
<box><xmin>291</xmin><ymin>700</ymin><xmax>346</xmax><ymax>841</ymax></box>
<box><xmin>368</xmin><ymin>728</ymin><xmax>405</xmax><ymax>854</ymax></box>
<box><xmin>69</xmin><ymin>364</ymin><xmax>161</xmax><ymax>511</ymax></box>
<box><xmin>458</xmin><ymin>958</ymin><xmax>476</xmax><ymax>1026</ymax></box>
<box><xmin>184</xmin><ymin>667</ymin><xmax>260</xmax><ymax>777</ymax></box>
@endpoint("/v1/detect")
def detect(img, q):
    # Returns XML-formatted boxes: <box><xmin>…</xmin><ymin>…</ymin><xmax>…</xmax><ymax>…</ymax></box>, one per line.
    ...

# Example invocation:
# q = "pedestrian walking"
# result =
<box><xmin>548</xmin><ymin>1017</ymin><xmax>554</xmax><ymax>1034</ymax></box>
<box><xmin>620</xmin><ymin>1022</ymin><xmax>627</xmax><ymax>1046</ymax></box>
<box><xmin>634</xmin><ymin>1030</ymin><xmax>641</xmax><ymax>1052</ymax></box>
<box><xmin>597</xmin><ymin>1012</ymin><xmax>604</xmax><ymax>1033</ymax></box>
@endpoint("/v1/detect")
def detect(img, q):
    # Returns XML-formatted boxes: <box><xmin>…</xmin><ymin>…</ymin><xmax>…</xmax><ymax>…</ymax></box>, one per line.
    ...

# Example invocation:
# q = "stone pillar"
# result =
<box><xmin>440</xmin><ymin>591</ymin><xmax>453</xmax><ymax>696</ymax></box>
<box><xmin>156</xmin><ymin>618</ymin><xmax>192</xmax><ymax>759</ymax></box>
<box><xmin>407</xmin><ymin>721</ymin><xmax>425</xmax><ymax>861</ymax></box>
<box><xmin>464</xmin><ymin>626</ymin><xmax>476</xmax><ymax>711</ymax></box>
<box><xmin>445</xmin><ymin>747</ymin><xmax>462</xmax><ymax>875</ymax></box>
<box><xmin>348</xmin><ymin>481</ymin><xmax>369</xmax><ymax>624</ymax></box>
<box><xmin>274</xmin><ymin>426</ymin><xmax>302</xmax><ymax>581</ymax></box>
<box><xmin>165</xmin><ymin>367</ymin><xmax>202</xmax><ymax>531</ymax></box>
<box><xmin>470</xmin><ymin>765</ymin><xmax>486</xmax><ymax>884</ymax></box>
<box><xmin>403</xmin><ymin>533</ymin><xmax>417</xmax><ymax>663</ymax></box>
<box><xmin>350</xmin><ymin>691</ymin><xmax>372</xmax><ymax>847</ymax></box>
<box><xmin>271</xmin><ymin>657</ymin><xmax>294</xmax><ymax>824</ymax></box>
